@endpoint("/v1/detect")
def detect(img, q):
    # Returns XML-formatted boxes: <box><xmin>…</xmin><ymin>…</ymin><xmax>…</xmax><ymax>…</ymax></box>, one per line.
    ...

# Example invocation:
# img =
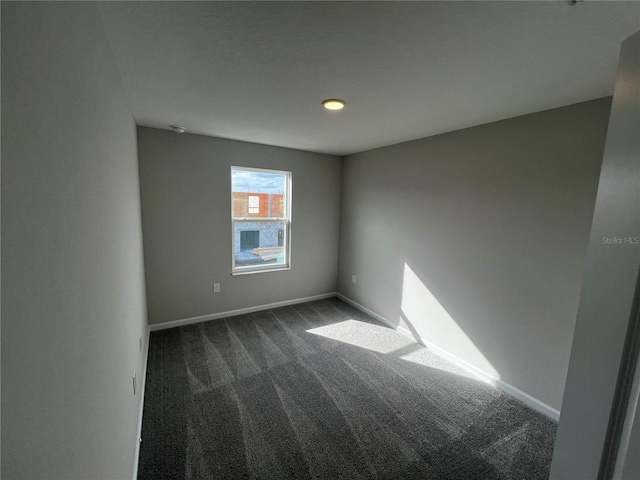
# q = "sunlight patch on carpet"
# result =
<box><xmin>306</xmin><ymin>319</ymin><xmax>414</xmax><ymax>354</ymax></box>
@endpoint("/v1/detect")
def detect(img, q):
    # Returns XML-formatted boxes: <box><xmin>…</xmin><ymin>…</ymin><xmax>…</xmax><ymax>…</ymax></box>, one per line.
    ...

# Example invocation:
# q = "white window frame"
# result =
<box><xmin>231</xmin><ymin>166</ymin><xmax>292</xmax><ymax>275</ymax></box>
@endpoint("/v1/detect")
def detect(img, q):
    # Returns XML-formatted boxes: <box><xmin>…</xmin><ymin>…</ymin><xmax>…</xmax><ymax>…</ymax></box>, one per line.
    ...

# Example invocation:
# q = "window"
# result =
<box><xmin>231</xmin><ymin>167</ymin><xmax>291</xmax><ymax>273</ymax></box>
<box><xmin>240</xmin><ymin>230</ymin><xmax>260</xmax><ymax>250</ymax></box>
<box><xmin>248</xmin><ymin>196</ymin><xmax>260</xmax><ymax>214</ymax></box>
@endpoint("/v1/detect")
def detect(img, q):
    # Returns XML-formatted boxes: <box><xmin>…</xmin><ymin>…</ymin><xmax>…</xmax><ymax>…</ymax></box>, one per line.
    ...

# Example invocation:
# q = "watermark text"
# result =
<box><xmin>602</xmin><ymin>236</ymin><xmax>639</xmax><ymax>245</ymax></box>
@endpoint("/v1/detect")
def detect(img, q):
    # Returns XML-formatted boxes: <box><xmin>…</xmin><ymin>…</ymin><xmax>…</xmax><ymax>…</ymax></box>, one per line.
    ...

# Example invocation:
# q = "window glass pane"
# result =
<box><xmin>234</xmin><ymin>221</ymin><xmax>287</xmax><ymax>269</ymax></box>
<box><xmin>232</xmin><ymin>170</ymin><xmax>287</xmax><ymax>219</ymax></box>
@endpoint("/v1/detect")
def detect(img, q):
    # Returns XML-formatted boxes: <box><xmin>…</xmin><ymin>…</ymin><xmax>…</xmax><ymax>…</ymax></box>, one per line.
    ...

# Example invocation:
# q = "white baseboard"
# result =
<box><xmin>132</xmin><ymin>326</ymin><xmax>150</xmax><ymax>480</ymax></box>
<box><xmin>336</xmin><ymin>293</ymin><xmax>560</xmax><ymax>421</ymax></box>
<box><xmin>149</xmin><ymin>293</ymin><xmax>338</xmax><ymax>332</ymax></box>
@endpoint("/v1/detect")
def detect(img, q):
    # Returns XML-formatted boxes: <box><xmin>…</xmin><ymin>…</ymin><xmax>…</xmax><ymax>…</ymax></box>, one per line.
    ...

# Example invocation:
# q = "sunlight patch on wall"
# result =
<box><xmin>307</xmin><ymin>320</ymin><xmax>415</xmax><ymax>354</ymax></box>
<box><xmin>400</xmin><ymin>263</ymin><xmax>500</xmax><ymax>378</ymax></box>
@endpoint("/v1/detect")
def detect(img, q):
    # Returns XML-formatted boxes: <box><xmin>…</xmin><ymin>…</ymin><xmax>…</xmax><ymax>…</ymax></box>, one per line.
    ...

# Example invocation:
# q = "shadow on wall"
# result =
<box><xmin>399</xmin><ymin>262</ymin><xmax>500</xmax><ymax>380</ymax></box>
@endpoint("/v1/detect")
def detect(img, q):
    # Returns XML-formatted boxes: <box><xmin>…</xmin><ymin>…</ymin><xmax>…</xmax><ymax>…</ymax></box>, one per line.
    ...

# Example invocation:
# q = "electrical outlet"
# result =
<box><xmin>213</xmin><ymin>283</ymin><xmax>221</xmax><ymax>293</ymax></box>
<box><xmin>352</xmin><ymin>274</ymin><xmax>357</xmax><ymax>284</ymax></box>
<box><xmin>132</xmin><ymin>371</ymin><xmax>137</xmax><ymax>395</ymax></box>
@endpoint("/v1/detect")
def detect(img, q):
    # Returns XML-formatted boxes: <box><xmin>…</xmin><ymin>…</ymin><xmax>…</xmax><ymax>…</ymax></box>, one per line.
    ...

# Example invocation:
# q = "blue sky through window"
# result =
<box><xmin>232</xmin><ymin>169</ymin><xmax>286</xmax><ymax>193</ymax></box>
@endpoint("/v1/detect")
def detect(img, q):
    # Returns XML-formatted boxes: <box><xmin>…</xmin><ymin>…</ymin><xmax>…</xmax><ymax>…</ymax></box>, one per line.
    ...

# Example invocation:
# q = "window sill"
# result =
<box><xmin>232</xmin><ymin>266</ymin><xmax>291</xmax><ymax>276</ymax></box>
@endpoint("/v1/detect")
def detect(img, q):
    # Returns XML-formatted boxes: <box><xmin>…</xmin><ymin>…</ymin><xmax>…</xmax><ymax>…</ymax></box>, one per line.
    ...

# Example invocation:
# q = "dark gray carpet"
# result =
<box><xmin>138</xmin><ymin>298</ymin><xmax>556</xmax><ymax>480</ymax></box>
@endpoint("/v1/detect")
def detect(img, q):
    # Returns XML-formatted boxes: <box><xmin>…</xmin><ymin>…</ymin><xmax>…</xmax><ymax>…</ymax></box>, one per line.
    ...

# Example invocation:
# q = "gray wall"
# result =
<box><xmin>550</xmin><ymin>31</ymin><xmax>639</xmax><ymax>480</ymax></box>
<box><xmin>1</xmin><ymin>3</ymin><xmax>148</xmax><ymax>479</ymax></box>
<box><xmin>137</xmin><ymin>127</ymin><xmax>341</xmax><ymax>325</ymax></box>
<box><xmin>338</xmin><ymin>98</ymin><xmax>612</xmax><ymax>411</ymax></box>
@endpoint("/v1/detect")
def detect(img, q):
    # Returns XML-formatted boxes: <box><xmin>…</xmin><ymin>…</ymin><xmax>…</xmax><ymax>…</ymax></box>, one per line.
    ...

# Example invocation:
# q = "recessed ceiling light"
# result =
<box><xmin>322</xmin><ymin>99</ymin><xmax>345</xmax><ymax>111</ymax></box>
<box><xmin>170</xmin><ymin>125</ymin><xmax>186</xmax><ymax>133</ymax></box>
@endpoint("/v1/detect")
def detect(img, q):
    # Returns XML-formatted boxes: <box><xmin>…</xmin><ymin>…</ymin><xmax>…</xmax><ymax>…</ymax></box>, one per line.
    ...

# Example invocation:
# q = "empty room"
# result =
<box><xmin>2</xmin><ymin>1</ymin><xmax>639</xmax><ymax>480</ymax></box>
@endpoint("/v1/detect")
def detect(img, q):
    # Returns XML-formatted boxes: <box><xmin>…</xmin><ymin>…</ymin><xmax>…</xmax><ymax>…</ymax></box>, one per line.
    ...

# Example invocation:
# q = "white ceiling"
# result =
<box><xmin>97</xmin><ymin>1</ymin><xmax>640</xmax><ymax>156</ymax></box>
